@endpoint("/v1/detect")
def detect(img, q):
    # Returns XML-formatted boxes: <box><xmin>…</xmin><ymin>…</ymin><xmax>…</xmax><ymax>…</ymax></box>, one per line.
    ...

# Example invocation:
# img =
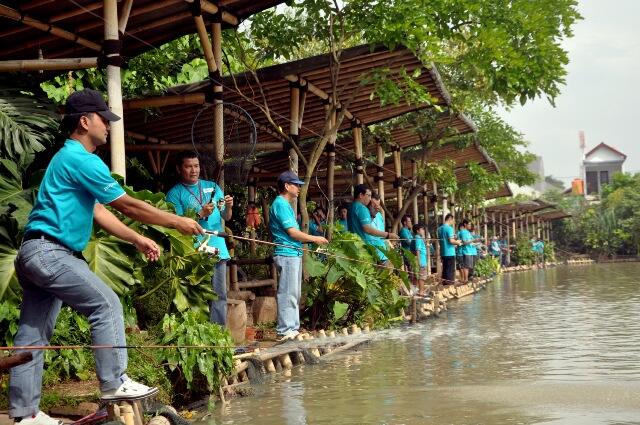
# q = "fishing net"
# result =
<box><xmin>190</xmin><ymin>102</ymin><xmax>257</xmax><ymax>185</ymax></box>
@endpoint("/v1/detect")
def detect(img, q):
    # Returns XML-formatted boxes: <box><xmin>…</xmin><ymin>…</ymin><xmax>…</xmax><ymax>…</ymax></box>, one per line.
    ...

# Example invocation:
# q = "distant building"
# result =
<box><xmin>527</xmin><ymin>155</ymin><xmax>547</xmax><ymax>193</ymax></box>
<box><xmin>583</xmin><ymin>143</ymin><xmax>626</xmax><ymax>195</ymax></box>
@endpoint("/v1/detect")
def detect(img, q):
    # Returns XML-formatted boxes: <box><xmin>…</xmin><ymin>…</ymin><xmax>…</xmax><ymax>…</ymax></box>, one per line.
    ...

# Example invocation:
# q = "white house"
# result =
<box><xmin>583</xmin><ymin>143</ymin><xmax>626</xmax><ymax>195</ymax></box>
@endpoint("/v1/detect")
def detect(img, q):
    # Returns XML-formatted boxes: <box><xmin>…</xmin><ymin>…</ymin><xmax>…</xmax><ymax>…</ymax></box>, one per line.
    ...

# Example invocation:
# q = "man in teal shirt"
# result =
<box><xmin>347</xmin><ymin>184</ymin><xmax>398</xmax><ymax>264</ymax></box>
<box><xmin>269</xmin><ymin>171</ymin><xmax>328</xmax><ymax>341</ymax></box>
<box><xmin>437</xmin><ymin>213</ymin><xmax>462</xmax><ymax>284</ymax></box>
<box><xmin>458</xmin><ymin>219</ymin><xmax>476</xmax><ymax>283</ymax></box>
<box><xmin>11</xmin><ymin>90</ymin><xmax>203</xmax><ymax>425</ymax></box>
<box><xmin>166</xmin><ymin>151</ymin><xmax>233</xmax><ymax>326</ymax></box>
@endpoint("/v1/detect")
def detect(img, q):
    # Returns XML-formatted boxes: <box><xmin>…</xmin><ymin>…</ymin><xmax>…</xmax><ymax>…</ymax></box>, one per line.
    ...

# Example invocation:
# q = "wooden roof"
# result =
<box><xmin>0</xmin><ymin>0</ymin><xmax>284</xmax><ymax>61</ymax></box>
<box><xmin>535</xmin><ymin>209</ymin><xmax>571</xmax><ymax>221</ymax></box>
<box><xmin>122</xmin><ymin>45</ymin><xmax>451</xmax><ymax>156</ymax></box>
<box><xmin>485</xmin><ymin>199</ymin><xmax>557</xmax><ymax>214</ymax></box>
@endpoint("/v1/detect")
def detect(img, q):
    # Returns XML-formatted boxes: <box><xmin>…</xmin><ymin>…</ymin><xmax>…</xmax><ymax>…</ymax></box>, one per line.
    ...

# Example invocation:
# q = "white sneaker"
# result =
<box><xmin>277</xmin><ymin>330</ymin><xmax>299</xmax><ymax>342</ymax></box>
<box><xmin>16</xmin><ymin>411</ymin><xmax>63</xmax><ymax>425</ymax></box>
<box><xmin>101</xmin><ymin>379</ymin><xmax>159</xmax><ymax>400</ymax></box>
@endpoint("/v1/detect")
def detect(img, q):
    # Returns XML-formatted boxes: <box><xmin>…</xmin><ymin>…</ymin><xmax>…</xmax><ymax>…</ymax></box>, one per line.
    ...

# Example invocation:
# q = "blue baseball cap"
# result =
<box><xmin>278</xmin><ymin>170</ymin><xmax>304</xmax><ymax>185</ymax></box>
<box><xmin>66</xmin><ymin>89</ymin><xmax>121</xmax><ymax>122</ymax></box>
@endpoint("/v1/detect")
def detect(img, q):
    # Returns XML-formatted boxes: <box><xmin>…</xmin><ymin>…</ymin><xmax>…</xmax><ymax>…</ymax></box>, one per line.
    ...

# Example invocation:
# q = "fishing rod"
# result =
<box><xmin>0</xmin><ymin>344</ymin><xmax>239</xmax><ymax>352</ymax></box>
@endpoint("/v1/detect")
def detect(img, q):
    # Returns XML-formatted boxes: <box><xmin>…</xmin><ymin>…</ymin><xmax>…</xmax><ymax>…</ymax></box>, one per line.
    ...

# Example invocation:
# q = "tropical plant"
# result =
<box><xmin>0</xmin><ymin>86</ymin><xmax>59</xmax><ymax>160</ymax></box>
<box><xmin>474</xmin><ymin>256</ymin><xmax>500</xmax><ymax>278</ymax></box>
<box><xmin>159</xmin><ymin>312</ymin><xmax>234</xmax><ymax>393</ymax></box>
<box><xmin>512</xmin><ymin>237</ymin><xmax>537</xmax><ymax>266</ymax></box>
<box><xmin>303</xmin><ymin>230</ymin><xmax>408</xmax><ymax>329</ymax></box>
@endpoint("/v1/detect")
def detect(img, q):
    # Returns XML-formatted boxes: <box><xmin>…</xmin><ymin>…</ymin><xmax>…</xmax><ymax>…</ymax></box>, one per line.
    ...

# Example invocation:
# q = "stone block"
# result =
<box><xmin>226</xmin><ymin>300</ymin><xmax>247</xmax><ymax>344</ymax></box>
<box><xmin>252</xmin><ymin>296</ymin><xmax>277</xmax><ymax>324</ymax></box>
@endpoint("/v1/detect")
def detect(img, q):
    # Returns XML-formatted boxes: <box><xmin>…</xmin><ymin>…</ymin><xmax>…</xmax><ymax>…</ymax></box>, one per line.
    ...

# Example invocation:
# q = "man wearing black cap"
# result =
<box><xmin>10</xmin><ymin>89</ymin><xmax>204</xmax><ymax>425</ymax></box>
<box><xmin>269</xmin><ymin>171</ymin><xmax>328</xmax><ymax>341</ymax></box>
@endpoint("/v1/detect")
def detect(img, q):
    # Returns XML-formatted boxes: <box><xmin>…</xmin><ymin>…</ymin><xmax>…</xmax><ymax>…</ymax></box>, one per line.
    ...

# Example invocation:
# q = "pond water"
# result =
<box><xmin>210</xmin><ymin>263</ymin><xmax>640</xmax><ymax>424</ymax></box>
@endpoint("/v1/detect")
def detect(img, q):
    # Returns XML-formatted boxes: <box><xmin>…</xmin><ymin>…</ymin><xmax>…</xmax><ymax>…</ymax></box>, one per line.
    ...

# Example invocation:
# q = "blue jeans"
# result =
<box><xmin>274</xmin><ymin>256</ymin><xmax>302</xmax><ymax>336</ymax></box>
<box><xmin>10</xmin><ymin>238</ymin><xmax>128</xmax><ymax>418</ymax></box>
<box><xmin>210</xmin><ymin>260</ymin><xmax>227</xmax><ymax>325</ymax></box>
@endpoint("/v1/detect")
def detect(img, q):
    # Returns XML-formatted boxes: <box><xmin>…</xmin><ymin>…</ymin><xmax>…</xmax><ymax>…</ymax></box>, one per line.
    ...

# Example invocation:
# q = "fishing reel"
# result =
<box><xmin>197</xmin><ymin>235</ymin><xmax>220</xmax><ymax>256</ymax></box>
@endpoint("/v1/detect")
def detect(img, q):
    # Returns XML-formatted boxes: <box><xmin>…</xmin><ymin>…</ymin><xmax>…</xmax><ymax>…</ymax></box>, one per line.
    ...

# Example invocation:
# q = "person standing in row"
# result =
<box><xmin>437</xmin><ymin>214</ymin><xmax>462</xmax><ymax>284</ymax></box>
<box><xmin>348</xmin><ymin>184</ymin><xmax>398</xmax><ymax>265</ymax></box>
<box><xmin>10</xmin><ymin>90</ymin><xmax>204</xmax><ymax>425</ymax></box>
<box><xmin>336</xmin><ymin>205</ymin><xmax>349</xmax><ymax>230</ymax></box>
<box><xmin>166</xmin><ymin>151</ymin><xmax>233</xmax><ymax>326</ymax></box>
<box><xmin>411</xmin><ymin>223</ymin><xmax>429</xmax><ymax>296</ymax></box>
<box><xmin>269</xmin><ymin>171</ymin><xmax>328</xmax><ymax>341</ymax></box>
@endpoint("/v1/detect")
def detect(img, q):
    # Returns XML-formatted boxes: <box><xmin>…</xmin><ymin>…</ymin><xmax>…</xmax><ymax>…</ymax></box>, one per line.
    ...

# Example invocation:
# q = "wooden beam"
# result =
<box><xmin>376</xmin><ymin>143</ymin><xmax>385</xmax><ymax>205</ymax></box>
<box><xmin>411</xmin><ymin>159</ymin><xmax>419</xmax><ymax>223</ymax></box>
<box><xmin>289</xmin><ymin>83</ymin><xmax>300</xmax><ymax>174</ymax></box>
<box><xmin>326</xmin><ymin>108</ymin><xmax>337</xmax><ymax>235</ymax></box>
<box><xmin>122</xmin><ymin>142</ymin><xmax>283</xmax><ymax>152</ymax></box>
<box><xmin>212</xmin><ymin>19</ymin><xmax>224</xmax><ymax>187</ymax></box>
<box><xmin>183</xmin><ymin>0</ymin><xmax>239</xmax><ymax>26</ymax></box>
<box><xmin>0</xmin><ymin>4</ymin><xmax>101</xmax><ymax>51</ymax></box>
<box><xmin>123</xmin><ymin>93</ymin><xmax>206</xmax><ymax>109</ymax></box>
<box><xmin>284</xmin><ymin>75</ymin><xmax>355</xmax><ymax>121</ymax></box>
<box><xmin>0</xmin><ymin>57</ymin><xmax>97</xmax><ymax>72</ymax></box>
<box><xmin>353</xmin><ymin>125</ymin><xmax>364</xmax><ymax>185</ymax></box>
<box><xmin>194</xmin><ymin>16</ymin><xmax>217</xmax><ymax>73</ymax></box>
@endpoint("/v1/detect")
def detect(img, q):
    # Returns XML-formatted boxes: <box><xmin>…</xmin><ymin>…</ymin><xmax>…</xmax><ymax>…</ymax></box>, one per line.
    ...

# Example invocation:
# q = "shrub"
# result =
<box><xmin>474</xmin><ymin>256</ymin><xmax>500</xmax><ymax>278</ymax></box>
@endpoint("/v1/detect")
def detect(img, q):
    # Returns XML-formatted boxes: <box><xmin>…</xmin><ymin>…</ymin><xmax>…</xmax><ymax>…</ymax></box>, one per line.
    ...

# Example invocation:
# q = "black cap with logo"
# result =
<box><xmin>65</xmin><ymin>89</ymin><xmax>121</xmax><ymax>122</ymax></box>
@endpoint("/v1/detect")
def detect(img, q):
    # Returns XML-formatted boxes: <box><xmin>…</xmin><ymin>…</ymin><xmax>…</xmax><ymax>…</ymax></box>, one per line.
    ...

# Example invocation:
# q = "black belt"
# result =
<box><xmin>23</xmin><ymin>231</ymin><xmax>82</xmax><ymax>257</ymax></box>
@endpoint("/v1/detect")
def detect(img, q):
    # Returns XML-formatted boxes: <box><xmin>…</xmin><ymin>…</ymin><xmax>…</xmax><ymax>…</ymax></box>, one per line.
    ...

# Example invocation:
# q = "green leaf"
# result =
<box><xmin>333</xmin><ymin>301</ymin><xmax>348</xmax><ymax>320</ymax></box>
<box><xmin>83</xmin><ymin>235</ymin><xmax>136</xmax><ymax>295</ymax></box>
<box><xmin>304</xmin><ymin>254</ymin><xmax>327</xmax><ymax>277</ymax></box>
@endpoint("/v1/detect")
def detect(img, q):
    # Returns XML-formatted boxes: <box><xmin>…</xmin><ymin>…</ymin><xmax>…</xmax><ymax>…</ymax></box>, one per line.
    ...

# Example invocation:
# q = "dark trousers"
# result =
<box><xmin>442</xmin><ymin>256</ymin><xmax>456</xmax><ymax>284</ymax></box>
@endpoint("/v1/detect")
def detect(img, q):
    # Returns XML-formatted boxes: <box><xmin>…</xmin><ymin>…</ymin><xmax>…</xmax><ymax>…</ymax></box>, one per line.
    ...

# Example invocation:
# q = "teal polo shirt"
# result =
<box><xmin>166</xmin><ymin>180</ymin><xmax>230</xmax><ymax>260</ymax></box>
<box><xmin>336</xmin><ymin>218</ymin><xmax>348</xmax><ymax>230</ymax></box>
<box><xmin>348</xmin><ymin>202</ymin><xmax>387</xmax><ymax>261</ymax></box>
<box><xmin>399</xmin><ymin>227</ymin><xmax>413</xmax><ymax>250</ymax></box>
<box><xmin>437</xmin><ymin>223</ymin><xmax>456</xmax><ymax>257</ymax></box>
<box><xmin>458</xmin><ymin>229</ymin><xmax>475</xmax><ymax>256</ymax></box>
<box><xmin>412</xmin><ymin>235</ymin><xmax>428</xmax><ymax>267</ymax></box>
<box><xmin>269</xmin><ymin>195</ymin><xmax>302</xmax><ymax>257</ymax></box>
<box><xmin>24</xmin><ymin>139</ymin><xmax>125</xmax><ymax>252</ymax></box>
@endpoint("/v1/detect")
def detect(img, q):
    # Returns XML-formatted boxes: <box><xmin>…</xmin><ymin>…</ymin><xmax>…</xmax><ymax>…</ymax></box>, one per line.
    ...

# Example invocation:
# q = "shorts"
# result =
<box><xmin>456</xmin><ymin>255</ymin><xmax>463</xmax><ymax>270</ymax></box>
<box><xmin>461</xmin><ymin>255</ymin><xmax>475</xmax><ymax>269</ymax></box>
<box><xmin>417</xmin><ymin>266</ymin><xmax>428</xmax><ymax>281</ymax></box>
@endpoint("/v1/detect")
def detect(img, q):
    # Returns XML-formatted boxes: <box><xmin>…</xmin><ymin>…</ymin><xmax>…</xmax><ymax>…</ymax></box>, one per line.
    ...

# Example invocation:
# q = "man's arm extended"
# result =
<box><xmin>286</xmin><ymin>228</ymin><xmax>329</xmax><ymax>245</ymax></box>
<box><xmin>363</xmin><ymin>224</ymin><xmax>399</xmax><ymax>240</ymax></box>
<box><xmin>109</xmin><ymin>194</ymin><xmax>203</xmax><ymax>235</ymax></box>
<box><xmin>93</xmin><ymin>204</ymin><xmax>161</xmax><ymax>261</ymax></box>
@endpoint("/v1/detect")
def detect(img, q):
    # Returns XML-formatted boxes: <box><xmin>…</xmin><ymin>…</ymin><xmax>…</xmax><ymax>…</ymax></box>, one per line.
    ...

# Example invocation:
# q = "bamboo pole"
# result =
<box><xmin>104</xmin><ymin>0</ymin><xmax>126</xmax><ymax>179</ymax></box>
<box><xmin>376</xmin><ymin>143</ymin><xmax>385</xmax><ymax>206</ymax></box>
<box><xmin>353</xmin><ymin>124</ymin><xmax>364</xmax><ymax>185</ymax></box>
<box><xmin>393</xmin><ymin>147</ymin><xmax>403</xmax><ymax>211</ymax></box>
<box><xmin>212</xmin><ymin>19</ymin><xmax>224</xmax><ymax>188</ymax></box>
<box><xmin>326</xmin><ymin>108</ymin><xmax>337</xmax><ymax>237</ymax></box>
<box><xmin>512</xmin><ymin>210</ymin><xmax>517</xmax><ymax>239</ymax></box>
<box><xmin>0</xmin><ymin>4</ymin><xmax>101</xmax><ymax>51</ymax></box>
<box><xmin>422</xmin><ymin>184</ymin><xmax>429</xmax><ymax>225</ymax></box>
<box><xmin>492</xmin><ymin>212</ymin><xmax>496</xmax><ymax>236</ymax></box>
<box><xmin>433</xmin><ymin>181</ymin><xmax>442</xmax><ymax>276</ymax></box>
<box><xmin>183</xmin><ymin>0</ymin><xmax>239</xmax><ymax>26</ymax></box>
<box><xmin>449</xmin><ymin>192</ymin><xmax>455</xmax><ymax>221</ymax></box>
<box><xmin>525</xmin><ymin>212</ymin><xmax>530</xmax><ymax>236</ymax></box>
<box><xmin>193</xmin><ymin>16</ymin><xmax>217</xmax><ymax>74</ymax></box>
<box><xmin>118</xmin><ymin>0</ymin><xmax>134</xmax><ymax>33</ymax></box>
<box><xmin>0</xmin><ymin>58</ymin><xmax>98</xmax><ymax>72</ymax></box>
<box><xmin>483</xmin><ymin>211</ymin><xmax>488</xmax><ymax>245</ymax></box>
<box><xmin>506</xmin><ymin>219</ymin><xmax>511</xmax><ymax>265</ymax></box>
<box><xmin>411</xmin><ymin>160</ymin><xmax>419</xmax><ymax>223</ymax></box>
<box><xmin>289</xmin><ymin>83</ymin><xmax>300</xmax><ymax>175</ymax></box>
<box><xmin>284</xmin><ymin>75</ymin><xmax>355</xmax><ymax>121</ymax></box>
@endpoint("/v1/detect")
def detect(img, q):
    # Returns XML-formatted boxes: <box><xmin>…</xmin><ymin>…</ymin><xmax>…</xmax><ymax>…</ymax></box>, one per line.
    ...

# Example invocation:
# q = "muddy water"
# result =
<box><xmin>211</xmin><ymin>264</ymin><xmax>640</xmax><ymax>424</ymax></box>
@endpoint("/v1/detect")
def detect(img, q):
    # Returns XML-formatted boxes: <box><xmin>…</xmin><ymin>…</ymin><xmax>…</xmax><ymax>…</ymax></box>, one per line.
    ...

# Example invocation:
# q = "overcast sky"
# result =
<box><xmin>498</xmin><ymin>0</ymin><xmax>640</xmax><ymax>185</ymax></box>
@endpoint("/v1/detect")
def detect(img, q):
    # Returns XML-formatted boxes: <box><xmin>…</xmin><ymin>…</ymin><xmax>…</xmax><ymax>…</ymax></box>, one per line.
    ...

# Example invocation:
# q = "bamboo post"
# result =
<box><xmin>512</xmin><ymin>210</ymin><xmax>517</xmax><ymax>240</ymax></box>
<box><xmin>433</xmin><ymin>181</ymin><xmax>442</xmax><ymax>276</ymax></box>
<box><xmin>0</xmin><ymin>58</ymin><xmax>98</xmax><ymax>72</ymax></box>
<box><xmin>422</xmin><ymin>184</ymin><xmax>430</xmax><ymax>272</ymax></box>
<box><xmin>525</xmin><ymin>212</ymin><xmax>530</xmax><ymax>236</ymax></box>
<box><xmin>353</xmin><ymin>123</ymin><xmax>364</xmax><ymax>185</ymax></box>
<box><xmin>118</xmin><ymin>0</ymin><xmax>134</xmax><ymax>32</ymax></box>
<box><xmin>492</xmin><ymin>212</ymin><xmax>496</xmax><ymax>236</ymax></box>
<box><xmin>376</xmin><ymin>142</ymin><xmax>385</xmax><ymax>218</ymax></box>
<box><xmin>212</xmin><ymin>17</ymin><xmax>224</xmax><ymax>188</ymax></box>
<box><xmin>104</xmin><ymin>0</ymin><xmax>126</xmax><ymax>179</ymax></box>
<box><xmin>289</xmin><ymin>82</ymin><xmax>300</xmax><ymax>175</ymax></box>
<box><xmin>326</xmin><ymin>108</ymin><xmax>337</xmax><ymax>238</ymax></box>
<box><xmin>411</xmin><ymin>160</ymin><xmax>419</xmax><ymax>223</ymax></box>
<box><xmin>506</xmin><ymin>217</ymin><xmax>511</xmax><ymax>266</ymax></box>
<box><xmin>449</xmin><ymin>192</ymin><xmax>455</xmax><ymax>221</ymax></box>
<box><xmin>483</xmin><ymin>211</ymin><xmax>488</xmax><ymax>245</ymax></box>
<box><xmin>393</xmin><ymin>147</ymin><xmax>403</xmax><ymax>212</ymax></box>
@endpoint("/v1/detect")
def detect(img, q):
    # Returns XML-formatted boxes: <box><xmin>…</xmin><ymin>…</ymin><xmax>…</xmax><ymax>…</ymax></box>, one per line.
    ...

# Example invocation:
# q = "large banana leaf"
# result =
<box><xmin>83</xmin><ymin>235</ymin><xmax>137</xmax><ymax>296</ymax></box>
<box><xmin>0</xmin><ymin>159</ymin><xmax>35</xmax><ymax>228</ymax></box>
<box><xmin>0</xmin><ymin>88</ymin><xmax>58</xmax><ymax>159</ymax></box>
<box><xmin>0</xmin><ymin>244</ymin><xmax>19</xmax><ymax>302</ymax></box>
